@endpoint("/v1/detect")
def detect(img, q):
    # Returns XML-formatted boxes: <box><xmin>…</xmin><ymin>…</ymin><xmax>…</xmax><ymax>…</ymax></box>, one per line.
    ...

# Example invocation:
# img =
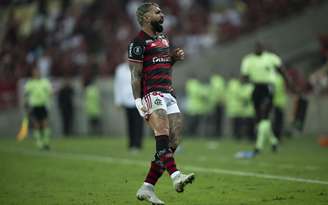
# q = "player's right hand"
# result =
<box><xmin>135</xmin><ymin>98</ymin><xmax>148</xmax><ymax>117</ymax></box>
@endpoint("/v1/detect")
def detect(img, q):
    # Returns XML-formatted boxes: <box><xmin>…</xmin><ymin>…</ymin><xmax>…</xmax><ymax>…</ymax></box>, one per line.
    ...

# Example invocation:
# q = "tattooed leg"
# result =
<box><xmin>168</xmin><ymin>113</ymin><xmax>183</xmax><ymax>151</ymax></box>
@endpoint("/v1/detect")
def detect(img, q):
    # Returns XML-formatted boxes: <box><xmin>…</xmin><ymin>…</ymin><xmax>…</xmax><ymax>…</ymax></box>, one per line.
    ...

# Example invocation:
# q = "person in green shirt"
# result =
<box><xmin>239</xmin><ymin>81</ymin><xmax>256</xmax><ymax>141</ymax></box>
<box><xmin>226</xmin><ymin>78</ymin><xmax>244</xmax><ymax>139</ymax></box>
<box><xmin>208</xmin><ymin>74</ymin><xmax>225</xmax><ymax>137</ymax></box>
<box><xmin>226</xmin><ymin>78</ymin><xmax>255</xmax><ymax>140</ymax></box>
<box><xmin>185</xmin><ymin>78</ymin><xmax>210</xmax><ymax>136</ymax></box>
<box><xmin>240</xmin><ymin>42</ymin><xmax>287</xmax><ymax>157</ymax></box>
<box><xmin>24</xmin><ymin>67</ymin><xmax>52</xmax><ymax>150</ymax></box>
<box><xmin>85</xmin><ymin>78</ymin><xmax>102</xmax><ymax>136</ymax></box>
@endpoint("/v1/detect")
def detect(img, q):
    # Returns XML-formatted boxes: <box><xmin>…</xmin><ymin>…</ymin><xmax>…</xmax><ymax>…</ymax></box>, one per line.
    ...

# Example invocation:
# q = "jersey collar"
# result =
<box><xmin>140</xmin><ymin>30</ymin><xmax>161</xmax><ymax>40</ymax></box>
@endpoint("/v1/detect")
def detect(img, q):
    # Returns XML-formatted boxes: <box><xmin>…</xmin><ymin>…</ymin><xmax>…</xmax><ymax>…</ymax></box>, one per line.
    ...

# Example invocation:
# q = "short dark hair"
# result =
<box><xmin>136</xmin><ymin>2</ymin><xmax>159</xmax><ymax>26</ymax></box>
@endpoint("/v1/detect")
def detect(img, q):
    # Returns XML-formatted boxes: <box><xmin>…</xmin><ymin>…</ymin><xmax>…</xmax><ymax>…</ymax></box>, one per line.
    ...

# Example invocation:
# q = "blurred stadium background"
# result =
<box><xmin>1</xmin><ymin>0</ymin><xmax>328</xmax><ymax>137</ymax></box>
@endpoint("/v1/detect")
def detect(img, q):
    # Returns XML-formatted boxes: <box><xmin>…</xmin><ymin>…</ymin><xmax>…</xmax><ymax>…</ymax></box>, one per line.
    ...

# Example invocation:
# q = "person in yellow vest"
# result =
<box><xmin>239</xmin><ymin>81</ymin><xmax>256</xmax><ymax>141</ymax></box>
<box><xmin>185</xmin><ymin>78</ymin><xmax>210</xmax><ymax>136</ymax></box>
<box><xmin>208</xmin><ymin>74</ymin><xmax>225</xmax><ymax>137</ymax></box>
<box><xmin>85</xmin><ymin>78</ymin><xmax>102</xmax><ymax>136</ymax></box>
<box><xmin>225</xmin><ymin>78</ymin><xmax>244</xmax><ymax>139</ymax></box>
<box><xmin>240</xmin><ymin>42</ymin><xmax>286</xmax><ymax>157</ymax></box>
<box><xmin>24</xmin><ymin>67</ymin><xmax>52</xmax><ymax>150</ymax></box>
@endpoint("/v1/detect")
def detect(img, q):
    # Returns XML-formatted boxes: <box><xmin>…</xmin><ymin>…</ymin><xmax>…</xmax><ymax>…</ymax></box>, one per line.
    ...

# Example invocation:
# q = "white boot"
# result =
<box><xmin>136</xmin><ymin>183</ymin><xmax>165</xmax><ymax>205</ymax></box>
<box><xmin>172</xmin><ymin>171</ymin><xmax>195</xmax><ymax>193</ymax></box>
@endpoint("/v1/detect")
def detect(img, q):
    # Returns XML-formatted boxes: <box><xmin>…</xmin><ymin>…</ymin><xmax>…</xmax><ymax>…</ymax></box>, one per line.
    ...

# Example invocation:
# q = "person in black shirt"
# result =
<box><xmin>57</xmin><ymin>79</ymin><xmax>74</xmax><ymax>137</ymax></box>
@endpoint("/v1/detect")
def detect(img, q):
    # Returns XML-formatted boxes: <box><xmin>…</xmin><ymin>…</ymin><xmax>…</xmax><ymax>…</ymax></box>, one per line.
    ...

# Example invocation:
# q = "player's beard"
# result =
<box><xmin>151</xmin><ymin>20</ymin><xmax>163</xmax><ymax>33</ymax></box>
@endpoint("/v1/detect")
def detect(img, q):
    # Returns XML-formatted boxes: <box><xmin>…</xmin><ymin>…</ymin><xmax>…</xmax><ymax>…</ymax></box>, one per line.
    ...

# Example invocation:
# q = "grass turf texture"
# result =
<box><xmin>0</xmin><ymin>136</ymin><xmax>327</xmax><ymax>205</ymax></box>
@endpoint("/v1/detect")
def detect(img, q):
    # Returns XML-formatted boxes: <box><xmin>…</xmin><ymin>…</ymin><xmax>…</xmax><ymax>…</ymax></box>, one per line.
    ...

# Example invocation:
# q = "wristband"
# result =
<box><xmin>135</xmin><ymin>98</ymin><xmax>143</xmax><ymax>109</ymax></box>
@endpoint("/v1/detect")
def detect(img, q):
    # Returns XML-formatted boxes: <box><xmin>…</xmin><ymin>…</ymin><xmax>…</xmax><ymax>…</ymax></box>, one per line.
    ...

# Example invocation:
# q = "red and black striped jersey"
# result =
<box><xmin>128</xmin><ymin>30</ymin><xmax>174</xmax><ymax>97</ymax></box>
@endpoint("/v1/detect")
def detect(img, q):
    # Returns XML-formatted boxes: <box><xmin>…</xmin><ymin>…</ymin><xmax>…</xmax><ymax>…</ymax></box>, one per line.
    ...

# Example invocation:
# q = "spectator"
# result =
<box><xmin>114</xmin><ymin>60</ymin><xmax>144</xmax><ymax>152</ymax></box>
<box><xmin>85</xmin><ymin>77</ymin><xmax>102</xmax><ymax>136</ymax></box>
<box><xmin>208</xmin><ymin>74</ymin><xmax>225</xmax><ymax>137</ymax></box>
<box><xmin>185</xmin><ymin>78</ymin><xmax>211</xmax><ymax>136</ymax></box>
<box><xmin>57</xmin><ymin>78</ymin><xmax>75</xmax><ymax>137</ymax></box>
<box><xmin>225</xmin><ymin>78</ymin><xmax>245</xmax><ymax>140</ymax></box>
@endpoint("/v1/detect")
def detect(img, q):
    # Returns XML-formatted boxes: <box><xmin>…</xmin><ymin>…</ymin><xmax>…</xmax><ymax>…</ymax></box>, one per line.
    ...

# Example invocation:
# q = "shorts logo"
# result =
<box><xmin>154</xmin><ymin>98</ymin><xmax>162</xmax><ymax>105</ymax></box>
<box><xmin>133</xmin><ymin>46</ymin><xmax>142</xmax><ymax>55</ymax></box>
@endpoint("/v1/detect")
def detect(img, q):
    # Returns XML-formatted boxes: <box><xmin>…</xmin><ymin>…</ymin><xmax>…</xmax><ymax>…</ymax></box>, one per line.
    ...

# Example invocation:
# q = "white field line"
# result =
<box><xmin>1</xmin><ymin>147</ymin><xmax>328</xmax><ymax>186</ymax></box>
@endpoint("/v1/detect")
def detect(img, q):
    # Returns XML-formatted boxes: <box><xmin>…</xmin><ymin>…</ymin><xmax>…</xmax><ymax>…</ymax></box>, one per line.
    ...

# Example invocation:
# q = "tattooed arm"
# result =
<box><xmin>129</xmin><ymin>61</ymin><xmax>148</xmax><ymax>117</ymax></box>
<box><xmin>129</xmin><ymin>61</ymin><xmax>143</xmax><ymax>99</ymax></box>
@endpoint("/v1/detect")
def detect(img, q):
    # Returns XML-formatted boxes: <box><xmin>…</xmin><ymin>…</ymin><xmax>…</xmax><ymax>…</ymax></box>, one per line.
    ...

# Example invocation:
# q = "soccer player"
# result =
<box><xmin>128</xmin><ymin>2</ymin><xmax>195</xmax><ymax>204</ymax></box>
<box><xmin>240</xmin><ymin>42</ymin><xmax>285</xmax><ymax>157</ymax></box>
<box><xmin>24</xmin><ymin>67</ymin><xmax>52</xmax><ymax>150</ymax></box>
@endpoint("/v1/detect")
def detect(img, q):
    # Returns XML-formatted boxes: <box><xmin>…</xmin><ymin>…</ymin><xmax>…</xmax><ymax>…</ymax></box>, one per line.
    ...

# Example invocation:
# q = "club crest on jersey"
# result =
<box><xmin>154</xmin><ymin>98</ymin><xmax>162</xmax><ymax>105</ymax></box>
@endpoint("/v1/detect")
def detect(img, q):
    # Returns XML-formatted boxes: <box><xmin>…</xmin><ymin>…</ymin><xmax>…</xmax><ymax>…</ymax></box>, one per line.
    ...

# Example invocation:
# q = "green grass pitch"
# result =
<box><xmin>0</xmin><ymin>135</ymin><xmax>327</xmax><ymax>205</ymax></box>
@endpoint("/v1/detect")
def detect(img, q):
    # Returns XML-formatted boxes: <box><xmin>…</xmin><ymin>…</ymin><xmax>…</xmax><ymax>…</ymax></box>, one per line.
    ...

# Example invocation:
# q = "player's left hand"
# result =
<box><xmin>171</xmin><ymin>48</ymin><xmax>185</xmax><ymax>61</ymax></box>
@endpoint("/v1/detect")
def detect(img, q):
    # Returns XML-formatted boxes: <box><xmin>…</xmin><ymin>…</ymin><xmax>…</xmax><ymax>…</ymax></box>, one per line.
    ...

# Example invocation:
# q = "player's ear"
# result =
<box><xmin>143</xmin><ymin>12</ymin><xmax>151</xmax><ymax>24</ymax></box>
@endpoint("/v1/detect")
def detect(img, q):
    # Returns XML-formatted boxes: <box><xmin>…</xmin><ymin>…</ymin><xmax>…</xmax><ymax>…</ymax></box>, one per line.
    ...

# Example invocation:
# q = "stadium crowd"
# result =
<box><xmin>0</xmin><ymin>0</ymin><xmax>324</xmax><ymax>110</ymax></box>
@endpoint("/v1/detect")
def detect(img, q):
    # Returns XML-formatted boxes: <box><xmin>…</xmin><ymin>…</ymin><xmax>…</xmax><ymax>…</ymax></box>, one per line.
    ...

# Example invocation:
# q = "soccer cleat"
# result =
<box><xmin>172</xmin><ymin>172</ymin><xmax>195</xmax><ymax>193</ymax></box>
<box><xmin>136</xmin><ymin>184</ymin><xmax>165</xmax><ymax>205</ymax></box>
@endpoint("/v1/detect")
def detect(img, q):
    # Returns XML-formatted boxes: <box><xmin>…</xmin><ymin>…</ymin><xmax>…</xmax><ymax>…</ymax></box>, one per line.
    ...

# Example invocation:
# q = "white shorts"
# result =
<box><xmin>142</xmin><ymin>91</ymin><xmax>180</xmax><ymax>115</ymax></box>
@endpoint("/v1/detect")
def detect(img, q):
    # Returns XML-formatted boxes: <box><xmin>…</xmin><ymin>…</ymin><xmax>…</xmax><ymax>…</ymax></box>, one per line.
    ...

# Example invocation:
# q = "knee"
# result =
<box><xmin>154</xmin><ymin>127</ymin><xmax>169</xmax><ymax>136</ymax></box>
<box><xmin>149</xmin><ymin>117</ymin><xmax>169</xmax><ymax>135</ymax></box>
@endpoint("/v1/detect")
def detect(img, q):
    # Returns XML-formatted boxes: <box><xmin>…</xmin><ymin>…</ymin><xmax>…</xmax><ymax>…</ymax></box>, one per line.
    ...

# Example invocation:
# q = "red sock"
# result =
<box><xmin>160</xmin><ymin>152</ymin><xmax>178</xmax><ymax>175</ymax></box>
<box><xmin>155</xmin><ymin>135</ymin><xmax>178</xmax><ymax>175</ymax></box>
<box><xmin>144</xmin><ymin>161</ymin><xmax>164</xmax><ymax>185</ymax></box>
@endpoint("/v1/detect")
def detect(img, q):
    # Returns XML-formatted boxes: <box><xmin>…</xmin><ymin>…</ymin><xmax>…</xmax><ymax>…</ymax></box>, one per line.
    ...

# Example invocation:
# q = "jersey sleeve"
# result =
<box><xmin>128</xmin><ymin>40</ymin><xmax>145</xmax><ymax>63</ymax></box>
<box><xmin>271</xmin><ymin>53</ymin><xmax>282</xmax><ymax>68</ymax></box>
<box><xmin>24</xmin><ymin>81</ymin><xmax>31</xmax><ymax>94</ymax></box>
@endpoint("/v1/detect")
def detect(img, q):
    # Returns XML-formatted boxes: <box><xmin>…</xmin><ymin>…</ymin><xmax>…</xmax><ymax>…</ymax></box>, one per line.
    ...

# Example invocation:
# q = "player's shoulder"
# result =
<box><xmin>24</xmin><ymin>79</ymin><xmax>33</xmax><ymax>88</ymax></box>
<box><xmin>264</xmin><ymin>51</ymin><xmax>282</xmax><ymax>62</ymax></box>
<box><xmin>264</xmin><ymin>51</ymin><xmax>279</xmax><ymax>58</ymax></box>
<box><xmin>129</xmin><ymin>31</ymin><xmax>148</xmax><ymax>45</ymax></box>
<box><xmin>242</xmin><ymin>53</ymin><xmax>255</xmax><ymax>62</ymax></box>
<box><xmin>158</xmin><ymin>33</ymin><xmax>168</xmax><ymax>39</ymax></box>
<box><xmin>39</xmin><ymin>78</ymin><xmax>49</xmax><ymax>83</ymax></box>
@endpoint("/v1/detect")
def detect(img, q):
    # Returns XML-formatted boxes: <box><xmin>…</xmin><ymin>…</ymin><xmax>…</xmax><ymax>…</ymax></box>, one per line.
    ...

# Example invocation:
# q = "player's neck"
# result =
<box><xmin>142</xmin><ymin>27</ymin><xmax>157</xmax><ymax>37</ymax></box>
